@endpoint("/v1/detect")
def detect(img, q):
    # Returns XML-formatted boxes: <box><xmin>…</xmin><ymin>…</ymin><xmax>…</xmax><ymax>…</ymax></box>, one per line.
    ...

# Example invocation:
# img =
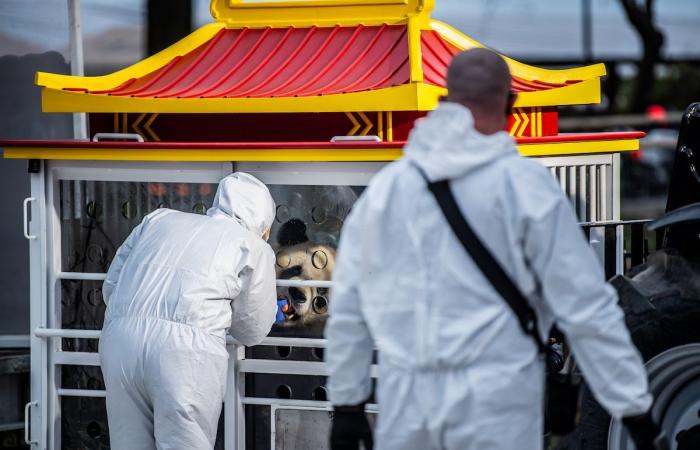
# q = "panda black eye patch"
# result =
<box><xmin>279</xmin><ymin>266</ymin><xmax>303</xmax><ymax>279</ymax></box>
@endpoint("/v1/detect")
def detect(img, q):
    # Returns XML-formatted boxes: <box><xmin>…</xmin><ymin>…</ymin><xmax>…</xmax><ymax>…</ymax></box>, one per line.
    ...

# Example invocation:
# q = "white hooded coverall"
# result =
<box><xmin>326</xmin><ymin>103</ymin><xmax>652</xmax><ymax>450</ymax></box>
<box><xmin>99</xmin><ymin>172</ymin><xmax>278</xmax><ymax>450</ymax></box>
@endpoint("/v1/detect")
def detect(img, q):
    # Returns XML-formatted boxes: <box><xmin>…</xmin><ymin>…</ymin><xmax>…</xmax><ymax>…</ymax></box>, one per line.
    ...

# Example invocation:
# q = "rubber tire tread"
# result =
<box><xmin>556</xmin><ymin>294</ymin><xmax>700</xmax><ymax>450</ymax></box>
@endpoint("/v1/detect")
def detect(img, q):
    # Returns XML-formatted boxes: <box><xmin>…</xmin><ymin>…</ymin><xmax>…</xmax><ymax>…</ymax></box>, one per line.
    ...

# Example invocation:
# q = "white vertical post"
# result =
<box><xmin>29</xmin><ymin>164</ymin><xmax>48</xmax><ymax>449</ymax></box>
<box><xmin>68</xmin><ymin>0</ymin><xmax>88</xmax><ymax>139</ymax></box>
<box><xmin>225</xmin><ymin>345</ymin><xmax>246</xmax><ymax>450</ymax></box>
<box><xmin>613</xmin><ymin>153</ymin><xmax>624</xmax><ymax>274</ymax></box>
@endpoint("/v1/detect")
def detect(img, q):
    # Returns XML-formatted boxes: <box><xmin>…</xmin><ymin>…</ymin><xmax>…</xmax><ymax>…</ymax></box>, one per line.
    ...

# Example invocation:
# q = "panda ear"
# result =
<box><xmin>277</xmin><ymin>218</ymin><xmax>309</xmax><ymax>246</ymax></box>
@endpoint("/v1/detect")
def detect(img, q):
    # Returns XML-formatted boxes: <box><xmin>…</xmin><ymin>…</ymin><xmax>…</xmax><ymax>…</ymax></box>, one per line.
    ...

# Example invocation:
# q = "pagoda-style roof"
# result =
<box><xmin>37</xmin><ymin>0</ymin><xmax>605</xmax><ymax>114</ymax></box>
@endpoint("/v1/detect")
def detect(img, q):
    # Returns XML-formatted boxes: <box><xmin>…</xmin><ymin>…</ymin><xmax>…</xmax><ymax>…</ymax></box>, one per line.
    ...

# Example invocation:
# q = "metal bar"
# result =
<box><xmin>238</xmin><ymin>360</ymin><xmax>379</xmax><ymax>377</ymax></box>
<box><xmin>242</xmin><ymin>397</ymin><xmax>378</xmax><ymax>412</ymax></box>
<box><xmin>34</xmin><ymin>328</ymin><xmax>327</xmax><ymax>348</ymax></box>
<box><xmin>52</xmin><ymin>351</ymin><xmax>100</xmax><ymax>366</ymax></box>
<box><xmin>56</xmin><ymin>389</ymin><xmax>106</xmax><ymax>398</ymax></box>
<box><xmin>579</xmin><ymin>165</ymin><xmax>587</xmax><ymax>222</ymax></box>
<box><xmin>68</xmin><ymin>0</ymin><xmax>87</xmax><ymax>139</ymax></box>
<box><xmin>0</xmin><ymin>335</ymin><xmax>30</xmax><ymax>348</ymax></box>
<box><xmin>56</xmin><ymin>272</ymin><xmax>106</xmax><ymax>281</ymax></box>
<box><xmin>35</xmin><ymin>328</ymin><xmax>100</xmax><ymax>339</ymax></box>
<box><xmin>275</xmin><ymin>280</ymin><xmax>333</xmax><ymax>288</ymax></box>
<box><xmin>579</xmin><ymin>219</ymin><xmax>651</xmax><ymax>228</ymax></box>
<box><xmin>57</xmin><ymin>272</ymin><xmax>334</xmax><ymax>288</ymax></box>
<box><xmin>589</xmin><ymin>164</ymin><xmax>597</xmax><ymax>222</ymax></box>
<box><xmin>0</xmin><ymin>422</ymin><xmax>25</xmax><ymax>433</ymax></box>
<box><xmin>256</xmin><ymin>337</ymin><xmax>326</xmax><ymax>348</ymax></box>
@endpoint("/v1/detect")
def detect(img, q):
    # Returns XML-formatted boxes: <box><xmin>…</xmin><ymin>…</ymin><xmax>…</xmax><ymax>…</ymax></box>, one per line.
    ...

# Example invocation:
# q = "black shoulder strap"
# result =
<box><xmin>417</xmin><ymin>167</ymin><xmax>547</xmax><ymax>354</ymax></box>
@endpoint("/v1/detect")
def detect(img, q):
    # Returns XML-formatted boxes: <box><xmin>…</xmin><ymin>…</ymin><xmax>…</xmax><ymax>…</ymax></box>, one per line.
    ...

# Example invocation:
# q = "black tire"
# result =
<box><xmin>556</xmin><ymin>293</ymin><xmax>700</xmax><ymax>450</ymax></box>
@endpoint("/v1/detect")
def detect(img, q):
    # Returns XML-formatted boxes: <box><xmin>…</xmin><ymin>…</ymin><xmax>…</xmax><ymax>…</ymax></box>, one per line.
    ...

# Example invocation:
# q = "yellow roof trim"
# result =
<box><xmin>430</xmin><ymin>20</ymin><xmax>606</xmax><ymax>85</ymax></box>
<box><xmin>211</xmin><ymin>0</ymin><xmax>434</xmax><ymax>28</ymax></box>
<box><xmin>41</xmin><ymin>83</ymin><xmax>425</xmax><ymax>113</ymax></box>
<box><xmin>41</xmin><ymin>75</ymin><xmax>600</xmax><ymax>114</ymax></box>
<box><xmin>36</xmin><ymin>22</ymin><xmax>225</xmax><ymax>92</ymax></box>
<box><xmin>416</xmin><ymin>79</ymin><xmax>601</xmax><ymax>110</ymax></box>
<box><xmin>3</xmin><ymin>139</ymin><xmax>638</xmax><ymax>162</ymax></box>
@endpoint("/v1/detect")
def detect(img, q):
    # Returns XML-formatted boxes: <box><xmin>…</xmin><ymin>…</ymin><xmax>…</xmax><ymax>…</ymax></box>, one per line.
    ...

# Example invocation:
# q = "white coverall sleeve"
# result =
<box><xmin>229</xmin><ymin>244</ymin><xmax>277</xmax><ymax>347</ymax></box>
<box><xmin>524</xmin><ymin>191</ymin><xmax>652</xmax><ymax>419</ymax></box>
<box><xmin>102</xmin><ymin>220</ymin><xmax>145</xmax><ymax>304</ymax></box>
<box><xmin>325</xmin><ymin>209</ymin><xmax>374</xmax><ymax>406</ymax></box>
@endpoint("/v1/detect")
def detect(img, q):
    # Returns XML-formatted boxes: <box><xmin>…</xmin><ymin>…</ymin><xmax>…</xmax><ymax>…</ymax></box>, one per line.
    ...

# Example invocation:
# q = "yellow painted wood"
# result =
<box><xmin>2</xmin><ymin>139</ymin><xmax>639</xmax><ymax>162</ymax></box>
<box><xmin>211</xmin><ymin>0</ymin><xmax>434</xmax><ymax>28</ymax></box>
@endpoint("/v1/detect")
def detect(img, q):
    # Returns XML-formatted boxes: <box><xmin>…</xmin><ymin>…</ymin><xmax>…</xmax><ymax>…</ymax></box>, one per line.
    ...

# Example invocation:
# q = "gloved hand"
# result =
<box><xmin>330</xmin><ymin>403</ymin><xmax>373</xmax><ymax>450</ymax></box>
<box><xmin>622</xmin><ymin>412</ymin><xmax>670</xmax><ymax>450</ymax></box>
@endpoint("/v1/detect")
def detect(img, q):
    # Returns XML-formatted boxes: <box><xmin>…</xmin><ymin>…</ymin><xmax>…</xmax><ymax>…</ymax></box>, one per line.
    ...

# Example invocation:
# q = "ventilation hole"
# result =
<box><xmin>312</xmin><ymin>250</ymin><xmax>328</xmax><ymax>270</ymax></box>
<box><xmin>276</xmin><ymin>385</ymin><xmax>292</xmax><ymax>399</ymax></box>
<box><xmin>311</xmin><ymin>206</ymin><xmax>327</xmax><ymax>224</ymax></box>
<box><xmin>87</xmin><ymin>289</ymin><xmax>103</xmax><ymax>307</ymax></box>
<box><xmin>276</xmin><ymin>251</ymin><xmax>291</xmax><ymax>268</ymax></box>
<box><xmin>175</xmin><ymin>183</ymin><xmax>190</xmax><ymax>197</ymax></box>
<box><xmin>276</xmin><ymin>205</ymin><xmax>290</xmax><ymax>223</ymax></box>
<box><xmin>312</xmin><ymin>386</ymin><xmax>328</xmax><ymax>401</ymax></box>
<box><xmin>198</xmin><ymin>184</ymin><xmax>213</xmax><ymax>196</ymax></box>
<box><xmin>121</xmin><ymin>201</ymin><xmax>136</xmax><ymax>219</ymax></box>
<box><xmin>86</xmin><ymin>421</ymin><xmax>103</xmax><ymax>439</ymax></box>
<box><xmin>157</xmin><ymin>202</ymin><xmax>169</xmax><ymax>209</ymax></box>
<box><xmin>192</xmin><ymin>202</ymin><xmax>207</xmax><ymax>214</ymax></box>
<box><xmin>148</xmin><ymin>183</ymin><xmax>167</xmax><ymax>197</ymax></box>
<box><xmin>85</xmin><ymin>201</ymin><xmax>100</xmax><ymax>218</ymax></box>
<box><xmin>312</xmin><ymin>347</ymin><xmax>324</xmax><ymax>361</ymax></box>
<box><xmin>276</xmin><ymin>346</ymin><xmax>292</xmax><ymax>358</ymax></box>
<box><xmin>312</xmin><ymin>296</ymin><xmax>328</xmax><ymax>314</ymax></box>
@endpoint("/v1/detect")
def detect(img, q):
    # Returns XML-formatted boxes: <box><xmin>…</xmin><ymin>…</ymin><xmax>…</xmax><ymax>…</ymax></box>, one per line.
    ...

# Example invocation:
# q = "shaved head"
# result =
<box><xmin>446</xmin><ymin>48</ymin><xmax>514</xmax><ymax>134</ymax></box>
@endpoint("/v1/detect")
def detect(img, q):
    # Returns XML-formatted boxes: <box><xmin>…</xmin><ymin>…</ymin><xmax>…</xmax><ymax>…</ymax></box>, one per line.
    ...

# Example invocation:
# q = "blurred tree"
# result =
<box><xmin>618</xmin><ymin>0</ymin><xmax>665</xmax><ymax>112</ymax></box>
<box><xmin>147</xmin><ymin>0</ymin><xmax>192</xmax><ymax>56</ymax></box>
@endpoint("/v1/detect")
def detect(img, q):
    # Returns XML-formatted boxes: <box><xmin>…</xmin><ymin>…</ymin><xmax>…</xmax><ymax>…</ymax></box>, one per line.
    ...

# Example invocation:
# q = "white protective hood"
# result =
<box><xmin>404</xmin><ymin>102</ymin><xmax>516</xmax><ymax>181</ymax></box>
<box><xmin>207</xmin><ymin>172</ymin><xmax>276</xmax><ymax>236</ymax></box>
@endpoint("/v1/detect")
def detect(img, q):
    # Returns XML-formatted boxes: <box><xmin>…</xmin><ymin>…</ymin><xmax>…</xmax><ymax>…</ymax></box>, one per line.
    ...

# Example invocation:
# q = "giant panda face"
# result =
<box><xmin>275</xmin><ymin>242</ymin><xmax>336</xmax><ymax>326</ymax></box>
<box><xmin>267</xmin><ymin>185</ymin><xmax>362</xmax><ymax>332</ymax></box>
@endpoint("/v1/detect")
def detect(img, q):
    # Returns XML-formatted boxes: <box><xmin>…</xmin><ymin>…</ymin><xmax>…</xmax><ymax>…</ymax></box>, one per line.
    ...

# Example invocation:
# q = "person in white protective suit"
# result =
<box><xmin>326</xmin><ymin>49</ymin><xmax>666</xmax><ymax>450</ymax></box>
<box><xmin>99</xmin><ymin>172</ymin><xmax>278</xmax><ymax>450</ymax></box>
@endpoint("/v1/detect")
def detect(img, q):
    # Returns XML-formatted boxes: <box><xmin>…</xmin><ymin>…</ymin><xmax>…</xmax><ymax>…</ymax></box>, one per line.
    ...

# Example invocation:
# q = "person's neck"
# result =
<box><xmin>473</xmin><ymin>115</ymin><xmax>506</xmax><ymax>135</ymax></box>
<box><xmin>454</xmin><ymin>102</ymin><xmax>505</xmax><ymax>135</ymax></box>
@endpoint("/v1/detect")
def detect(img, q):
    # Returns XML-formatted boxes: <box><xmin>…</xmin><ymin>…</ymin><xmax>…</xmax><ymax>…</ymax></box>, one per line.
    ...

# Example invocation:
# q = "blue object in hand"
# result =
<box><xmin>276</xmin><ymin>299</ymin><xmax>288</xmax><ymax>323</ymax></box>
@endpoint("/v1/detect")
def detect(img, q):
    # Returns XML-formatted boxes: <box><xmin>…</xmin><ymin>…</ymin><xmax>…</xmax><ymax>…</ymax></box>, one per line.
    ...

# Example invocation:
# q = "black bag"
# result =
<box><xmin>417</xmin><ymin>167</ymin><xmax>580</xmax><ymax>435</ymax></box>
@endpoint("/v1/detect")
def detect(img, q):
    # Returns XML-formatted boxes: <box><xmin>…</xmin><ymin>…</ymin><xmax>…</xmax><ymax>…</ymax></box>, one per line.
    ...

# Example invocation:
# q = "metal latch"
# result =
<box><xmin>24</xmin><ymin>401</ymin><xmax>38</xmax><ymax>446</ymax></box>
<box><xmin>92</xmin><ymin>132</ymin><xmax>144</xmax><ymax>142</ymax></box>
<box><xmin>22</xmin><ymin>197</ymin><xmax>36</xmax><ymax>240</ymax></box>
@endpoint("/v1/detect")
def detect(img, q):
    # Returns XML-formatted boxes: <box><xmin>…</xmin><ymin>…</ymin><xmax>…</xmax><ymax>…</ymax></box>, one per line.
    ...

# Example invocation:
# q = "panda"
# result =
<box><xmin>273</xmin><ymin>218</ymin><xmax>336</xmax><ymax>335</ymax></box>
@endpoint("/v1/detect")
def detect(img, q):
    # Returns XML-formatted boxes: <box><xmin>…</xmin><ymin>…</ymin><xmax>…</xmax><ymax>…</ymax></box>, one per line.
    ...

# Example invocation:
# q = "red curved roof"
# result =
<box><xmin>77</xmin><ymin>25</ymin><xmax>410</xmax><ymax>98</ymax></box>
<box><xmin>420</xmin><ymin>30</ymin><xmax>576</xmax><ymax>92</ymax></box>
<box><xmin>63</xmin><ymin>25</ymin><xmax>578</xmax><ymax>99</ymax></box>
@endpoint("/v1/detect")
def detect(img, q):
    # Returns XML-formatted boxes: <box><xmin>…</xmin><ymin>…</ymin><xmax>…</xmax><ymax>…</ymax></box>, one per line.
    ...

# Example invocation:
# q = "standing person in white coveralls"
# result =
<box><xmin>326</xmin><ymin>49</ymin><xmax>667</xmax><ymax>450</ymax></box>
<box><xmin>99</xmin><ymin>172</ymin><xmax>278</xmax><ymax>450</ymax></box>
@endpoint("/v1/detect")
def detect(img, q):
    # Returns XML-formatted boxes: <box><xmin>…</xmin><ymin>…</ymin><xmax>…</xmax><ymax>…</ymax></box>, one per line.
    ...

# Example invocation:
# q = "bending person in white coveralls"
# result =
<box><xmin>326</xmin><ymin>49</ymin><xmax>666</xmax><ymax>450</ymax></box>
<box><xmin>99</xmin><ymin>172</ymin><xmax>278</xmax><ymax>450</ymax></box>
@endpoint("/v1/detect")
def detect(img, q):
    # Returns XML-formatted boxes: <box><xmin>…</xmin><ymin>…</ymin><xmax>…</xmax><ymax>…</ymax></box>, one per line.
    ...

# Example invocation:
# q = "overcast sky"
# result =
<box><xmin>1</xmin><ymin>0</ymin><xmax>699</xmax><ymax>60</ymax></box>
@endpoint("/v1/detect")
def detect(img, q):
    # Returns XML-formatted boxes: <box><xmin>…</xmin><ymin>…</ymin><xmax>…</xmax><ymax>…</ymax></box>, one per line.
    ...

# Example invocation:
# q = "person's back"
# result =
<box><xmin>105</xmin><ymin>208</ymin><xmax>268</xmax><ymax>341</ymax></box>
<box><xmin>326</xmin><ymin>49</ymin><xmax>659</xmax><ymax>450</ymax></box>
<box><xmin>99</xmin><ymin>172</ymin><xmax>278</xmax><ymax>450</ymax></box>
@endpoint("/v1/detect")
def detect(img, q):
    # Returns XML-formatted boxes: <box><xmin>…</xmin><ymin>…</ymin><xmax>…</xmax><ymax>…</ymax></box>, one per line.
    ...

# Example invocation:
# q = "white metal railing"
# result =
<box><xmin>57</xmin><ymin>271</ymin><xmax>333</xmax><ymax>289</ymax></box>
